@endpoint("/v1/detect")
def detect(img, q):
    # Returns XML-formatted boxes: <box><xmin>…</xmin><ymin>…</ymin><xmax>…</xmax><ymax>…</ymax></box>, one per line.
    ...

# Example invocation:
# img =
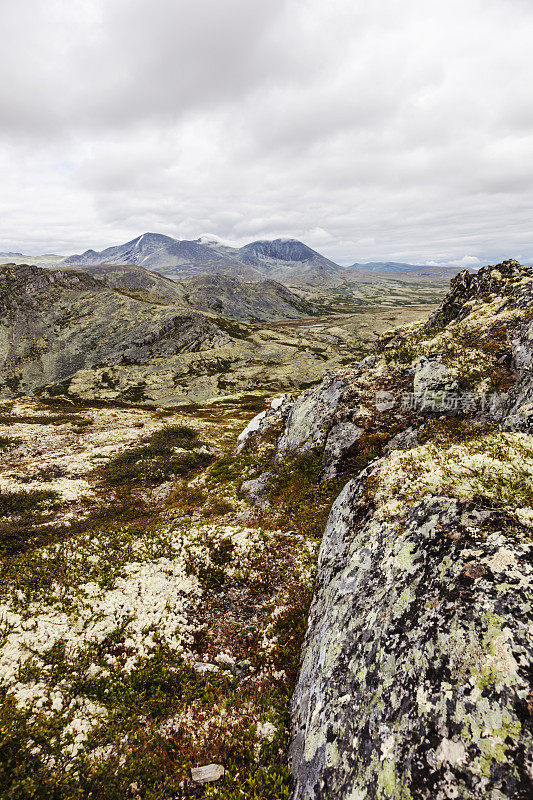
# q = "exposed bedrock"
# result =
<box><xmin>290</xmin><ymin>476</ymin><xmax>532</xmax><ymax>799</ymax></box>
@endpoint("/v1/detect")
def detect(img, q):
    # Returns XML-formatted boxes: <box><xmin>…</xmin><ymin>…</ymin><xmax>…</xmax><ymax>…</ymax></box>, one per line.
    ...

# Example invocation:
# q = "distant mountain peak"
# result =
<box><xmin>60</xmin><ymin>232</ymin><xmax>344</xmax><ymax>287</ymax></box>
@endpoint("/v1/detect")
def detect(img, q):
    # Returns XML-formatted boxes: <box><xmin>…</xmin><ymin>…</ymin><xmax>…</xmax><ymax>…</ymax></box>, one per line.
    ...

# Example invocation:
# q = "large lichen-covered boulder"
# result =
<box><xmin>290</xmin><ymin>438</ymin><xmax>533</xmax><ymax>799</ymax></box>
<box><xmin>322</xmin><ymin>422</ymin><xmax>364</xmax><ymax>478</ymax></box>
<box><xmin>505</xmin><ymin>317</ymin><xmax>533</xmax><ymax>432</ymax></box>
<box><xmin>277</xmin><ymin>375</ymin><xmax>351</xmax><ymax>456</ymax></box>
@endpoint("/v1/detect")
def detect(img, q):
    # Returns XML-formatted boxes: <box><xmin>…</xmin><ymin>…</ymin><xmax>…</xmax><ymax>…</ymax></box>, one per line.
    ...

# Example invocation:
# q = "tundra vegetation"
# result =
<box><xmin>0</xmin><ymin>260</ymin><xmax>531</xmax><ymax>799</ymax></box>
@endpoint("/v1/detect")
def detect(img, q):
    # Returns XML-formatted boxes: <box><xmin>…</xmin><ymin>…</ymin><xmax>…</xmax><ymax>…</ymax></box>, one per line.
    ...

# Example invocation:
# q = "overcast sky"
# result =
<box><xmin>1</xmin><ymin>0</ymin><xmax>532</xmax><ymax>266</ymax></box>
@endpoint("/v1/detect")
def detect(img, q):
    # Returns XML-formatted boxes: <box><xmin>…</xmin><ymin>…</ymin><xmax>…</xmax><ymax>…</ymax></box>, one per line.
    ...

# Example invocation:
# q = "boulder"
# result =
<box><xmin>322</xmin><ymin>422</ymin><xmax>363</xmax><ymax>478</ymax></box>
<box><xmin>277</xmin><ymin>376</ymin><xmax>350</xmax><ymax>456</ymax></box>
<box><xmin>236</xmin><ymin>394</ymin><xmax>294</xmax><ymax>453</ymax></box>
<box><xmin>383</xmin><ymin>425</ymin><xmax>419</xmax><ymax>455</ymax></box>
<box><xmin>413</xmin><ymin>355</ymin><xmax>458</xmax><ymax>411</ymax></box>
<box><xmin>290</xmin><ymin>475</ymin><xmax>532</xmax><ymax>799</ymax></box>
<box><xmin>190</xmin><ymin>764</ymin><xmax>225</xmax><ymax>784</ymax></box>
<box><xmin>504</xmin><ymin>318</ymin><xmax>533</xmax><ymax>431</ymax></box>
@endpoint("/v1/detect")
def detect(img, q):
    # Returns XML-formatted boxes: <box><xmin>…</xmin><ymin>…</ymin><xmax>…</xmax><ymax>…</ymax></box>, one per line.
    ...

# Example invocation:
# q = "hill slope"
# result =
<box><xmin>237</xmin><ymin>259</ymin><xmax>533</xmax><ymax>800</ymax></box>
<box><xmin>0</xmin><ymin>263</ymin><xmax>232</xmax><ymax>400</ymax></box>
<box><xmin>1</xmin><ymin>262</ymin><xmax>428</xmax><ymax>405</ymax></box>
<box><xmin>63</xmin><ymin>263</ymin><xmax>317</xmax><ymax>321</ymax></box>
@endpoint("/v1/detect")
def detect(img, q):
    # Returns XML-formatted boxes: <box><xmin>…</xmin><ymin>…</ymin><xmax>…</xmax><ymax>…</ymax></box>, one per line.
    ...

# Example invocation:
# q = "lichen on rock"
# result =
<box><xmin>282</xmin><ymin>261</ymin><xmax>533</xmax><ymax>799</ymax></box>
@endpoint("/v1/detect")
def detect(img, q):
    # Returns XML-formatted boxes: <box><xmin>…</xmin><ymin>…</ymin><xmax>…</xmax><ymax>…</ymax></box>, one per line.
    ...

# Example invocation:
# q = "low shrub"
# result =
<box><xmin>98</xmin><ymin>424</ymin><xmax>212</xmax><ymax>487</ymax></box>
<box><xmin>0</xmin><ymin>489</ymin><xmax>60</xmax><ymax>518</ymax></box>
<box><xmin>0</xmin><ymin>436</ymin><xmax>20</xmax><ymax>450</ymax></box>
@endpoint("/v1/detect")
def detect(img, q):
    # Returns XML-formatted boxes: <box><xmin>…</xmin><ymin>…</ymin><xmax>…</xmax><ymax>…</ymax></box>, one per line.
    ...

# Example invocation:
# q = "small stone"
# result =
<box><xmin>191</xmin><ymin>764</ymin><xmax>225</xmax><ymax>784</ymax></box>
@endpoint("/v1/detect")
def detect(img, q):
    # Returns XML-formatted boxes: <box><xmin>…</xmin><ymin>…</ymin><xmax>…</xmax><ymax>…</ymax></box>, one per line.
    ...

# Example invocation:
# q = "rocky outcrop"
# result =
<box><xmin>322</xmin><ymin>422</ymin><xmax>363</xmax><ymax>478</ymax></box>
<box><xmin>234</xmin><ymin>260</ymin><xmax>533</xmax><ymax>798</ymax></box>
<box><xmin>0</xmin><ymin>264</ymin><xmax>382</xmax><ymax>406</ymax></box>
<box><xmin>277</xmin><ymin>375</ymin><xmax>352</xmax><ymax>456</ymax></box>
<box><xmin>413</xmin><ymin>355</ymin><xmax>458</xmax><ymax>403</ymax></box>
<box><xmin>236</xmin><ymin>394</ymin><xmax>294</xmax><ymax>452</ymax></box>
<box><xmin>290</xmin><ymin>477</ymin><xmax>532</xmax><ymax>799</ymax></box>
<box><xmin>426</xmin><ymin>258</ymin><xmax>532</xmax><ymax>330</ymax></box>
<box><xmin>504</xmin><ymin>316</ymin><xmax>533</xmax><ymax>432</ymax></box>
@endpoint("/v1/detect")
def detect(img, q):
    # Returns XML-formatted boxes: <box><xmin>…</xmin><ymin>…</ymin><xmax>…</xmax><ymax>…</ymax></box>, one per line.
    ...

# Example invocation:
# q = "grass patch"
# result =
<box><xmin>0</xmin><ymin>489</ymin><xmax>60</xmax><ymax>518</ymax></box>
<box><xmin>266</xmin><ymin>450</ymin><xmax>345</xmax><ymax>539</ymax></box>
<box><xmin>0</xmin><ymin>414</ymin><xmax>90</xmax><ymax>426</ymax></box>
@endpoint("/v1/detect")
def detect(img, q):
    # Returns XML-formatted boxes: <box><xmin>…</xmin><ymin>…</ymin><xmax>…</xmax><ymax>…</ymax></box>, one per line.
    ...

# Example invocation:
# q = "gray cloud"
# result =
<box><xmin>0</xmin><ymin>0</ymin><xmax>532</xmax><ymax>265</ymax></box>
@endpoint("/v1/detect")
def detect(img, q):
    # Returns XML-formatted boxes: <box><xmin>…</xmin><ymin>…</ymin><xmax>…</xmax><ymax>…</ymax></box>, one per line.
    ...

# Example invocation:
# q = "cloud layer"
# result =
<box><xmin>1</xmin><ymin>0</ymin><xmax>532</xmax><ymax>265</ymax></box>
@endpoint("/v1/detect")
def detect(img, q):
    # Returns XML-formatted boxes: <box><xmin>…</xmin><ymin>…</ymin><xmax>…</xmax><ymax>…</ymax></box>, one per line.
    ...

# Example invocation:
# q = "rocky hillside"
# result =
<box><xmin>237</xmin><ymin>260</ymin><xmax>533</xmax><ymax>799</ymax></box>
<box><xmin>3</xmin><ymin>262</ymin><xmax>420</xmax><ymax>405</ymax></box>
<box><xmin>64</xmin><ymin>263</ymin><xmax>317</xmax><ymax>321</ymax></box>
<box><xmin>0</xmin><ymin>263</ymin><xmax>233</xmax><ymax>402</ymax></box>
<box><xmin>0</xmin><ymin>259</ymin><xmax>529</xmax><ymax>799</ymax></box>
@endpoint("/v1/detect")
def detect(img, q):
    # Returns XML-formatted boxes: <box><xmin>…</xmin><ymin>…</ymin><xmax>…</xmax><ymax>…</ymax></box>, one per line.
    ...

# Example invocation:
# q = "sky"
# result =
<box><xmin>1</xmin><ymin>0</ymin><xmax>532</xmax><ymax>266</ymax></box>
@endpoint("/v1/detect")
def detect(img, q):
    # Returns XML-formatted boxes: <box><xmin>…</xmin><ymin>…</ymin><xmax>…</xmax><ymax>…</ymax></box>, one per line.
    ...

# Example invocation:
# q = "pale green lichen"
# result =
<box><xmin>373</xmin><ymin>432</ymin><xmax>533</xmax><ymax>521</ymax></box>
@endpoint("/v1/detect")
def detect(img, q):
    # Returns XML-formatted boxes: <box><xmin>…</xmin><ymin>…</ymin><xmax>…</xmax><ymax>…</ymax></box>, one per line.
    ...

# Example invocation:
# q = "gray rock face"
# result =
<box><xmin>383</xmin><ymin>425</ymin><xmax>419</xmax><ymax>455</ymax></box>
<box><xmin>236</xmin><ymin>394</ymin><xmax>294</xmax><ymax>453</ymax></box>
<box><xmin>413</xmin><ymin>355</ymin><xmax>458</xmax><ymax>409</ymax></box>
<box><xmin>290</xmin><ymin>478</ymin><xmax>532</xmax><ymax>799</ymax></box>
<box><xmin>504</xmin><ymin>318</ymin><xmax>533</xmax><ymax>431</ymax></box>
<box><xmin>240</xmin><ymin>471</ymin><xmax>274</xmax><ymax>508</ymax></box>
<box><xmin>277</xmin><ymin>375</ymin><xmax>350</xmax><ymax>456</ymax></box>
<box><xmin>322</xmin><ymin>422</ymin><xmax>363</xmax><ymax>478</ymax></box>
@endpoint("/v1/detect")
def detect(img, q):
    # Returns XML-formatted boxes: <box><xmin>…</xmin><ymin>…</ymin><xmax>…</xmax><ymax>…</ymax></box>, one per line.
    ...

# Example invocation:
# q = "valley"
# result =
<box><xmin>0</xmin><ymin>261</ymin><xmax>443</xmax><ymax>406</ymax></box>
<box><xmin>0</xmin><ymin>252</ymin><xmax>530</xmax><ymax>800</ymax></box>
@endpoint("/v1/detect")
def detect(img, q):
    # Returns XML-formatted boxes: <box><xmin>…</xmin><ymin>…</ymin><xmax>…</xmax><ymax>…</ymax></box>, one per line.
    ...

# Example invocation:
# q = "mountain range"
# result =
<box><xmin>1</xmin><ymin>233</ymin><xmax>480</xmax><ymax>289</ymax></box>
<box><xmin>349</xmin><ymin>261</ymin><xmax>429</xmax><ymax>273</ymax></box>
<box><xmin>62</xmin><ymin>232</ymin><xmax>344</xmax><ymax>287</ymax></box>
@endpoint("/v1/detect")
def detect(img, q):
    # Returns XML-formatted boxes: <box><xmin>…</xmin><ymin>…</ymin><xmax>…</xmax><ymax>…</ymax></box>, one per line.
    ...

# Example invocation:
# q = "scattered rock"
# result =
<box><xmin>151</xmin><ymin>481</ymin><xmax>174</xmax><ymax>504</ymax></box>
<box><xmin>240</xmin><ymin>470</ymin><xmax>273</xmax><ymax>508</ymax></box>
<box><xmin>356</xmin><ymin>354</ymin><xmax>377</xmax><ymax>369</ymax></box>
<box><xmin>190</xmin><ymin>764</ymin><xmax>225</xmax><ymax>784</ymax></box>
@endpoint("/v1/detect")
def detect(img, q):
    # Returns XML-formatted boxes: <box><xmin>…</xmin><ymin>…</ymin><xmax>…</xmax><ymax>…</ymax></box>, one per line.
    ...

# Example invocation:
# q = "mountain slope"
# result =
<box><xmin>237</xmin><ymin>238</ymin><xmax>345</xmax><ymax>286</ymax></box>
<box><xmin>63</xmin><ymin>263</ymin><xmax>317</xmax><ymax>321</ymax></box>
<box><xmin>2</xmin><ymin>262</ymin><xmax>419</xmax><ymax>405</ymax></box>
<box><xmin>61</xmin><ymin>233</ymin><xmax>347</xmax><ymax>286</ymax></box>
<box><xmin>63</xmin><ymin>232</ymin><xmax>263</xmax><ymax>281</ymax></box>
